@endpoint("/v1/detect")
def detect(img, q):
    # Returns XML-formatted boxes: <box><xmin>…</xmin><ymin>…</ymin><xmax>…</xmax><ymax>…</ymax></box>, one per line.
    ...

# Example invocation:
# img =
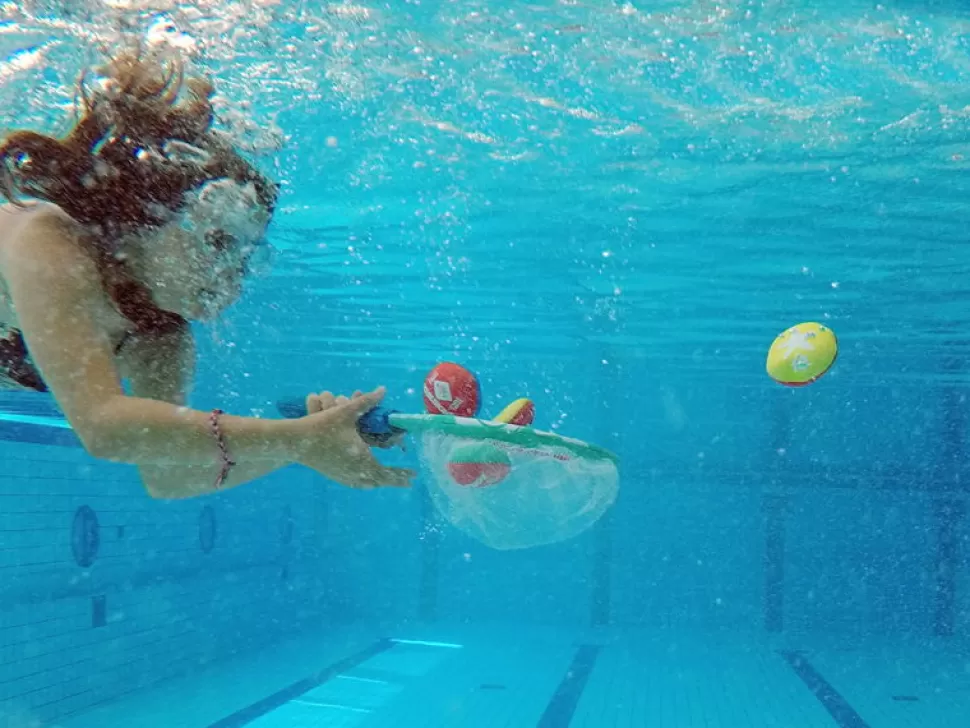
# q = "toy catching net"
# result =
<box><xmin>399</xmin><ymin>415</ymin><xmax>619</xmax><ymax>551</ymax></box>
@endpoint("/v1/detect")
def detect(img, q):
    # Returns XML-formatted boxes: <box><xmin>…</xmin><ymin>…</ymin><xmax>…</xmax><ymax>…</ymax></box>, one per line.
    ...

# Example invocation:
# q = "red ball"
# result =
<box><xmin>447</xmin><ymin>461</ymin><xmax>511</xmax><ymax>487</ymax></box>
<box><xmin>423</xmin><ymin>362</ymin><xmax>480</xmax><ymax>417</ymax></box>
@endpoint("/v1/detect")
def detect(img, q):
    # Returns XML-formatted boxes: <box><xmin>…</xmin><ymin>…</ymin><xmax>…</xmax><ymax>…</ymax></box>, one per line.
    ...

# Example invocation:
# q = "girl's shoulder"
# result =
<box><xmin>0</xmin><ymin>201</ymin><xmax>87</xmax><ymax>258</ymax></box>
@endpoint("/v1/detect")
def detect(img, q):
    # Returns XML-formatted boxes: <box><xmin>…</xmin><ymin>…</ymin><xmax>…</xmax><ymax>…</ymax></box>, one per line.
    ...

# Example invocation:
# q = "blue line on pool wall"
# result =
<box><xmin>780</xmin><ymin>651</ymin><xmax>871</xmax><ymax>728</ymax></box>
<box><xmin>0</xmin><ymin>391</ymin><xmax>63</xmax><ymax>418</ymax></box>
<box><xmin>937</xmin><ymin>358</ymin><xmax>964</xmax><ymax>490</ymax></box>
<box><xmin>199</xmin><ymin>505</ymin><xmax>217</xmax><ymax>554</ymax></box>
<box><xmin>763</xmin><ymin>387</ymin><xmax>792</xmax><ymax>633</ymax></box>
<box><xmin>590</xmin><ymin>509</ymin><xmax>612</xmax><ymax>627</ymax></box>
<box><xmin>934</xmin><ymin>359</ymin><xmax>965</xmax><ymax>636</ymax></box>
<box><xmin>762</xmin><ymin>495</ymin><xmax>787</xmax><ymax>633</ymax></box>
<box><xmin>0</xmin><ymin>418</ymin><xmax>80</xmax><ymax>448</ymax></box>
<box><xmin>537</xmin><ymin>645</ymin><xmax>601</xmax><ymax>728</ymax></box>
<box><xmin>933</xmin><ymin>499</ymin><xmax>965</xmax><ymax>637</ymax></box>
<box><xmin>418</xmin><ymin>483</ymin><xmax>440</xmax><ymax>621</ymax></box>
<box><xmin>71</xmin><ymin>506</ymin><xmax>100</xmax><ymax>568</ymax></box>
<box><xmin>207</xmin><ymin>639</ymin><xmax>394</xmax><ymax>728</ymax></box>
<box><xmin>0</xmin><ymin>391</ymin><xmax>78</xmax><ymax>447</ymax></box>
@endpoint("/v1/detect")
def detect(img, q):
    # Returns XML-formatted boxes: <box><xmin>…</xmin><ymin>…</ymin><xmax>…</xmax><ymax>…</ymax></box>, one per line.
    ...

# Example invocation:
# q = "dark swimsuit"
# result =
<box><xmin>0</xmin><ymin>203</ymin><xmax>187</xmax><ymax>392</ymax></box>
<box><xmin>0</xmin><ymin>280</ymin><xmax>185</xmax><ymax>392</ymax></box>
<box><xmin>0</xmin><ymin>326</ymin><xmax>58</xmax><ymax>391</ymax></box>
<box><xmin>0</xmin><ymin>327</ymin><xmax>136</xmax><ymax>392</ymax></box>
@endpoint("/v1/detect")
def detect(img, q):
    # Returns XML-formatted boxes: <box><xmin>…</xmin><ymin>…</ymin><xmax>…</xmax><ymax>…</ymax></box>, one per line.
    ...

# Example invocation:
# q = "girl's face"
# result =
<box><xmin>132</xmin><ymin>178</ymin><xmax>272</xmax><ymax>320</ymax></box>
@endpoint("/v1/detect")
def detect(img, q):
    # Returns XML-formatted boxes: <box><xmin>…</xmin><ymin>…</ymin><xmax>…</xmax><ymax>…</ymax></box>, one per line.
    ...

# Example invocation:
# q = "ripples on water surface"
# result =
<box><xmin>4</xmin><ymin>0</ymin><xmax>970</xmax><ymax>384</ymax></box>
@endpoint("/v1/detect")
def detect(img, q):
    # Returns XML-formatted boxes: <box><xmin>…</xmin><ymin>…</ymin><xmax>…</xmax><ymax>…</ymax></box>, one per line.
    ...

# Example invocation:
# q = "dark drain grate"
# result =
<box><xmin>891</xmin><ymin>696</ymin><xmax>919</xmax><ymax>702</ymax></box>
<box><xmin>480</xmin><ymin>684</ymin><xmax>507</xmax><ymax>690</ymax></box>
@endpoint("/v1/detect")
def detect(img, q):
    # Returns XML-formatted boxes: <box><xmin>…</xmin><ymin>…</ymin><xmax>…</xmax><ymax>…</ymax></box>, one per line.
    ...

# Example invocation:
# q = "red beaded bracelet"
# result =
<box><xmin>209</xmin><ymin>409</ymin><xmax>235</xmax><ymax>489</ymax></box>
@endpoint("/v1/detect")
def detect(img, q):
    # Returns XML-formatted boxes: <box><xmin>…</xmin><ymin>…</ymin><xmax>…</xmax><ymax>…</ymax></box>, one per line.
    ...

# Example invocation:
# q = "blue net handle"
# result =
<box><xmin>276</xmin><ymin>397</ymin><xmax>402</xmax><ymax>445</ymax></box>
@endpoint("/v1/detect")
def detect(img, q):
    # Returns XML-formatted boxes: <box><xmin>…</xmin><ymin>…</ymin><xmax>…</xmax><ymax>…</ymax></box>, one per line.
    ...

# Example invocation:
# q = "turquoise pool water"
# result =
<box><xmin>2</xmin><ymin>1</ymin><xmax>970</xmax><ymax>726</ymax></box>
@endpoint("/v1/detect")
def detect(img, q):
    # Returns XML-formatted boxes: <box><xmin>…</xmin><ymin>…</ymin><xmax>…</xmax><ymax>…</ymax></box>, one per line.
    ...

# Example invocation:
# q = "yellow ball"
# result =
<box><xmin>766</xmin><ymin>322</ymin><xmax>838</xmax><ymax>387</ymax></box>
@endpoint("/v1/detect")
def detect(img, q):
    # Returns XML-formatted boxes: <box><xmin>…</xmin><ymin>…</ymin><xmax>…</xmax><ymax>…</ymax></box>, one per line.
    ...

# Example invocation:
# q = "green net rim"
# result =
<box><xmin>388</xmin><ymin>413</ymin><xmax>619</xmax><ymax>464</ymax></box>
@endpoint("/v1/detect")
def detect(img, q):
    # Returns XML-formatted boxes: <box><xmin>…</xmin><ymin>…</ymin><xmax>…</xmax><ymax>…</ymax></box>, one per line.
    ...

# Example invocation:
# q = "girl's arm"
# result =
<box><xmin>118</xmin><ymin>324</ymin><xmax>301</xmax><ymax>499</ymax></box>
<box><xmin>2</xmin><ymin>209</ymin><xmax>307</xmax><ymax>496</ymax></box>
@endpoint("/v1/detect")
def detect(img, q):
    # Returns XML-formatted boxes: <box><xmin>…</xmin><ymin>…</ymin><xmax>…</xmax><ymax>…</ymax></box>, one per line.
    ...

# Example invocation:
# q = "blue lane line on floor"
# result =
<box><xmin>206</xmin><ymin>639</ymin><xmax>394</xmax><ymax>728</ymax></box>
<box><xmin>537</xmin><ymin>645</ymin><xmax>601</xmax><ymax>728</ymax></box>
<box><xmin>780</xmin><ymin>651</ymin><xmax>871</xmax><ymax>728</ymax></box>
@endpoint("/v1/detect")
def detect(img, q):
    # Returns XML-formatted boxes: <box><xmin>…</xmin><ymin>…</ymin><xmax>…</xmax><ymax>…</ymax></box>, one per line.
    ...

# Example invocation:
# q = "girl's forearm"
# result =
<box><xmin>83</xmin><ymin>394</ymin><xmax>307</xmax><ymax>467</ymax></box>
<box><xmin>136</xmin><ymin>458</ymin><xmax>298</xmax><ymax>500</ymax></box>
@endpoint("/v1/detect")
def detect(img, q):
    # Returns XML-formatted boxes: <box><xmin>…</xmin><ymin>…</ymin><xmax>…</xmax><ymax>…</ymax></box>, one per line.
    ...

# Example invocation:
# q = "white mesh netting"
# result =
<box><xmin>420</xmin><ymin>432</ymin><xmax>619</xmax><ymax>551</ymax></box>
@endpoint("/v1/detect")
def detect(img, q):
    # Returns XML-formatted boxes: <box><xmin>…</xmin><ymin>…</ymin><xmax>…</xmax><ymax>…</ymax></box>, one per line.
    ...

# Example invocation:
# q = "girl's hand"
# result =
<box><xmin>296</xmin><ymin>387</ymin><xmax>414</xmax><ymax>489</ymax></box>
<box><xmin>305</xmin><ymin>389</ymin><xmax>406</xmax><ymax>450</ymax></box>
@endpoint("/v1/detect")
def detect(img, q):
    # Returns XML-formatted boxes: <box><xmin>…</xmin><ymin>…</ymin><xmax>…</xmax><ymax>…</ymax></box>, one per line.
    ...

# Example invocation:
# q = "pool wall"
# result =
<box><xmin>2</xmin><ymin>353</ymin><xmax>969</xmax><ymax>724</ymax></box>
<box><xmin>317</xmin><ymin>358</ymin><xmax>970</xmax><ymax>639</ymax></box>
<box><xmin>0</xmin><ymin>435</ymin><xmax>328</xmax><ymax>726</ymax></box>
<box><xmin>323</xmin><ymin>479</ymin><xmax>965</xmax><ymax>636</ymax></box>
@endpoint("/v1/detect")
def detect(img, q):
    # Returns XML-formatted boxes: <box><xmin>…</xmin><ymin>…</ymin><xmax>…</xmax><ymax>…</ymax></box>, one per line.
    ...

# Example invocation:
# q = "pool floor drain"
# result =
<box><xmin>892</xmin><ymin>695</ymin><xmax>919</xmax><ymax>702</ymax></box>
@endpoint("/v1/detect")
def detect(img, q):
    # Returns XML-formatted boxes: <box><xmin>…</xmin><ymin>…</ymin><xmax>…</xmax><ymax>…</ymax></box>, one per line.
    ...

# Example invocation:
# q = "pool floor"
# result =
<box><xmin>54</xmin><ymin>624</ymin><xmax>969</xmax><ymax>727</ymax></box>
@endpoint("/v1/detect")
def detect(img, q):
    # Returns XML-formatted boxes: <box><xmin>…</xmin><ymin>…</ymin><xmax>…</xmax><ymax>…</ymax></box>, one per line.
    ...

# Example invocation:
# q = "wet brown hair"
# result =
<box><xmin>0</xmin><ymin>45</ymin><xmax>277</xmax><ymax>235</ymax></box>
<box><xmin>0</xmin><ymin>45</ymin><xmax>278</xmax><ymax>334</ymax></box>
